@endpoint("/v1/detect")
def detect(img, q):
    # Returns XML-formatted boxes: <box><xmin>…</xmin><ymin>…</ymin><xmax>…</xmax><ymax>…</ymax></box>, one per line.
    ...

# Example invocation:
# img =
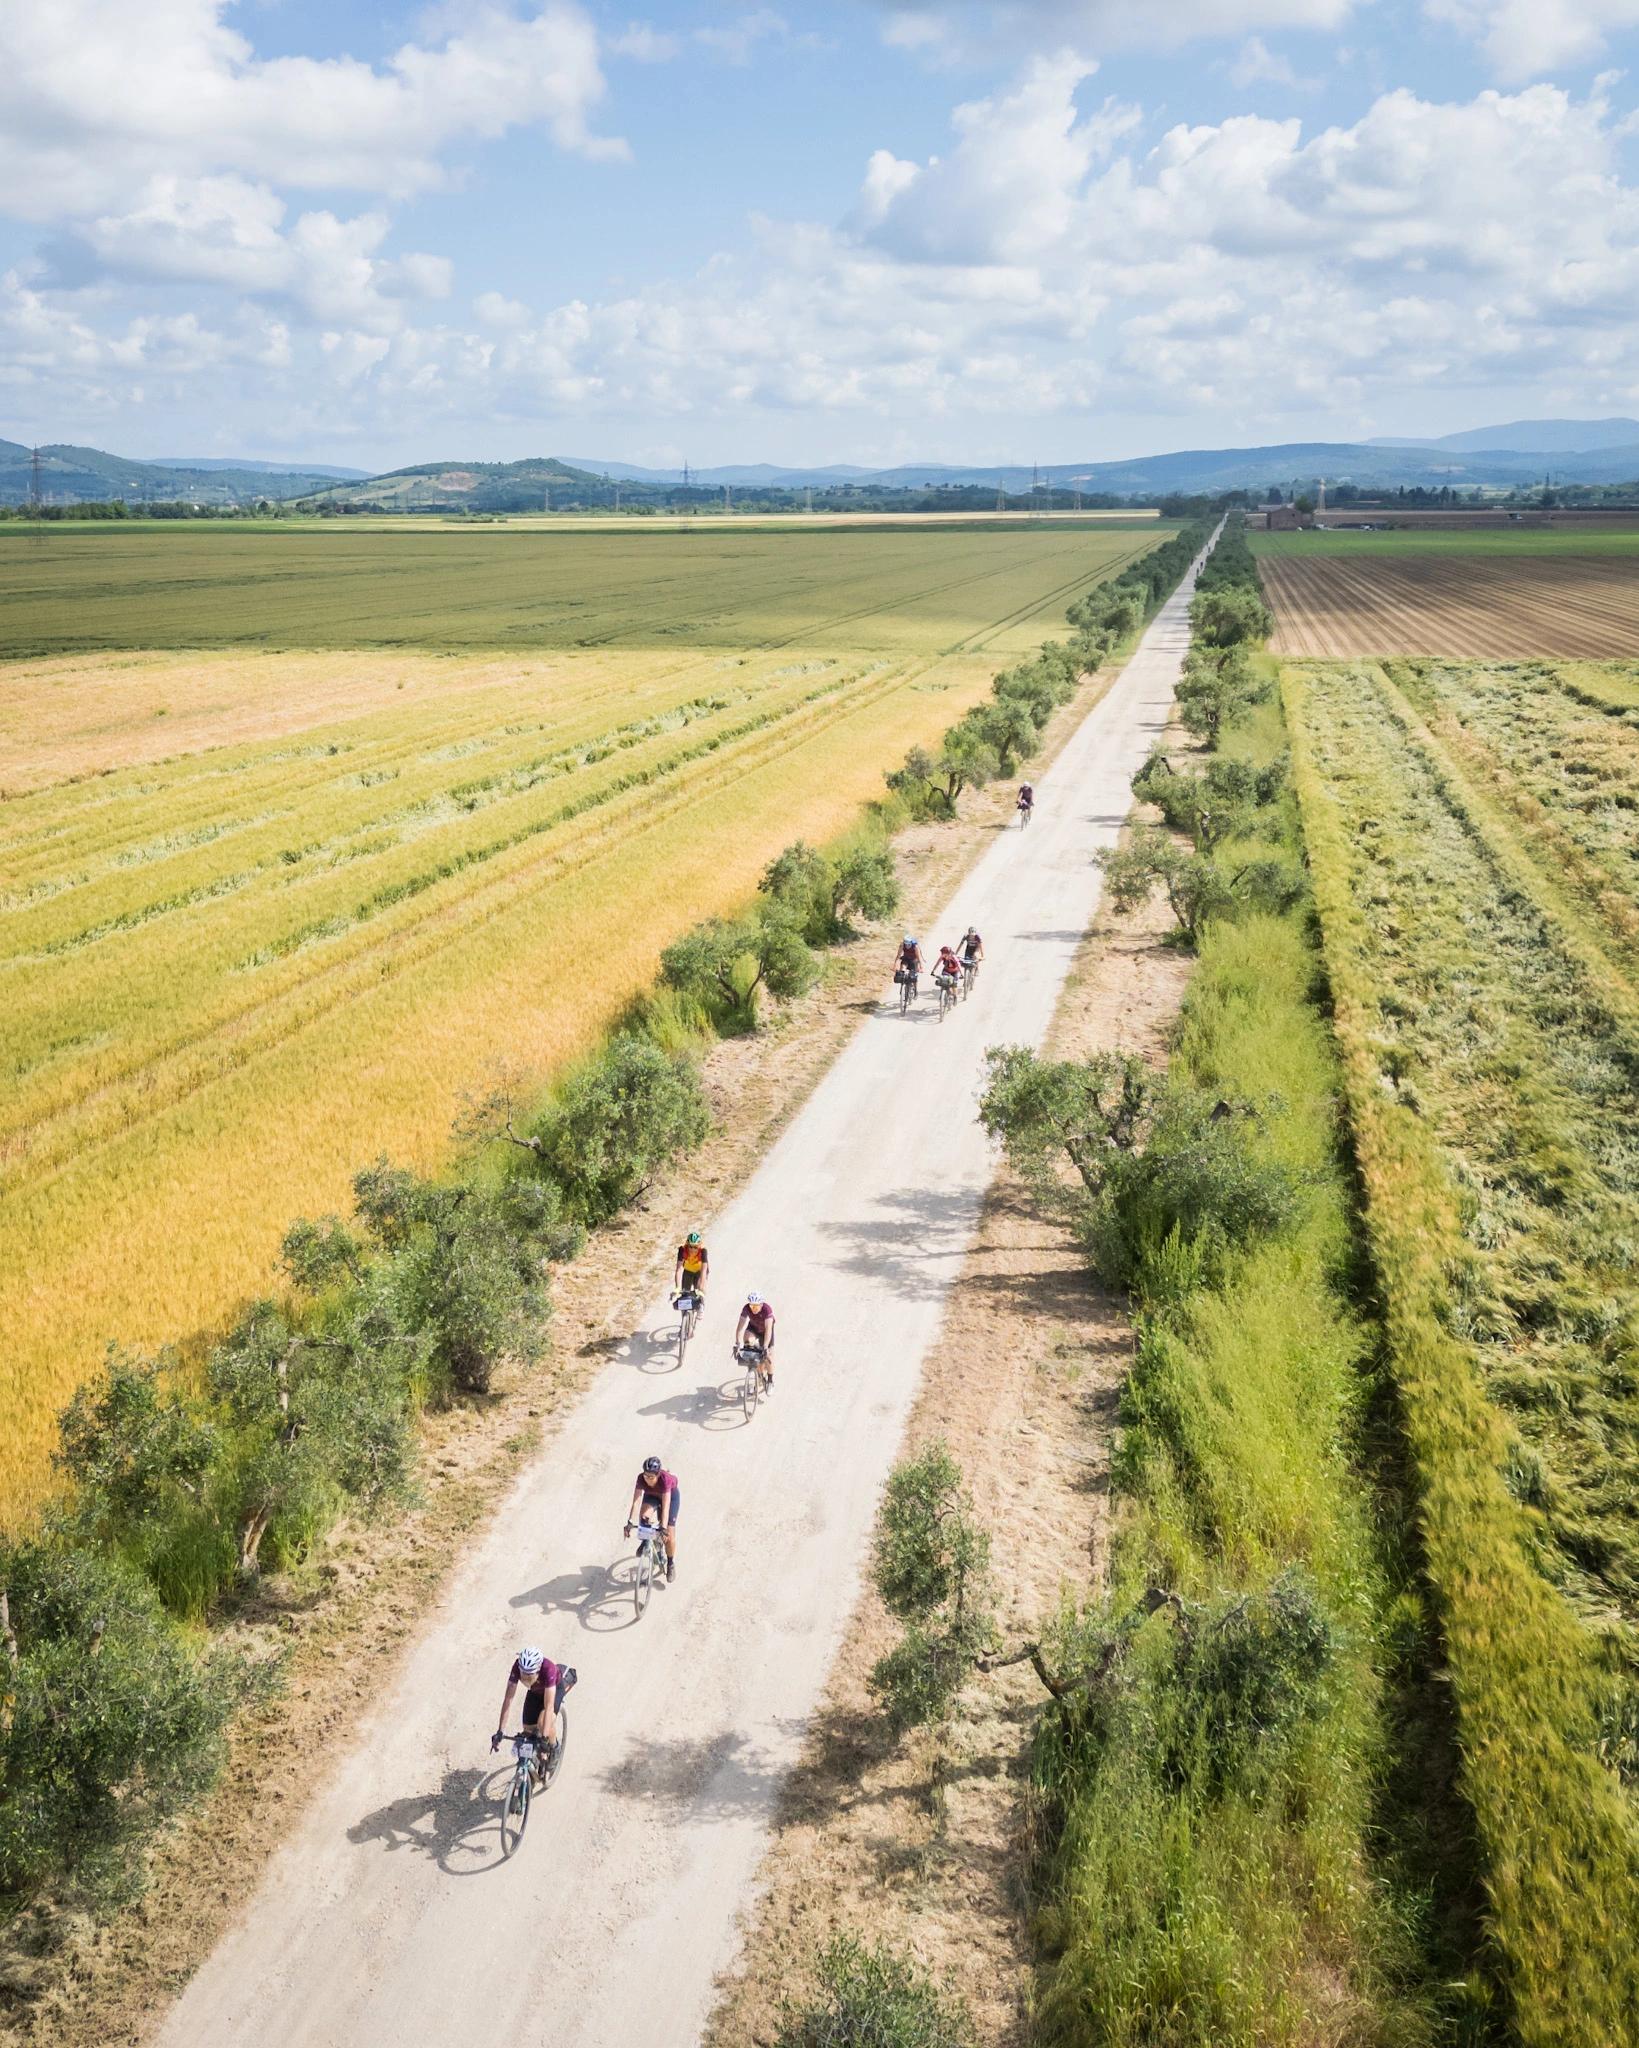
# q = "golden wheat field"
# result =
<box><xmin>0</xmin><ymin>521</ymin><xmax>1162</xmax><ymax>1509</ymax></box>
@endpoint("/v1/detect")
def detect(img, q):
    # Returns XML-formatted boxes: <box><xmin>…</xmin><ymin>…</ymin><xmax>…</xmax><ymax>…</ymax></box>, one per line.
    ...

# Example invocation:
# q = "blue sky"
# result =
<box><xmin>2</xmin><ymin>0</ymin><xmax>1637</xmax><ymax>470</ymax></box>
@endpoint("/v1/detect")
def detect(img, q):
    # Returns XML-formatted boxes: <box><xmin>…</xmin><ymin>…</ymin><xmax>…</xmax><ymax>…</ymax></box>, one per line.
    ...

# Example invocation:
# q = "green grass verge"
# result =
<box><xmin>1251</xmin><ymin>529</ymin><xmax>1639</xmax><ymax>559</ymax></box>
<box><xmin>1032</xmin><ymin>692</ymin><xmax>1446</xmax><ymax>2048</ymax></box>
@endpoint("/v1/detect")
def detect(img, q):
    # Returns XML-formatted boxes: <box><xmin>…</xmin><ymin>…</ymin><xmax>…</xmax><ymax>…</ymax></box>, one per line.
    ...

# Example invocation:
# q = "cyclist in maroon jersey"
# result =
<box><xmin>625</xmin><ymin>1455</ymin><xmax>680</xmax><ymax>1582</ymax></box>
<box><xmin>733</xmin><ymin>1291</ymin><xmax>776</xmax><ymax>1396</ymax></box>
<box><xmin>492</xmin><ymin>1646</ymin><xmax>575</xmax><ymax>1780</ymax></box>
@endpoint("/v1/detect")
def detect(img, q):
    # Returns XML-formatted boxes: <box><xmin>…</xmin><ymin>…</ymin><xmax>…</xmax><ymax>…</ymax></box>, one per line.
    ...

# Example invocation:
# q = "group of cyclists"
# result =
<box><xmin>894</xmin><ymin>924</ymin><xmax>984</xmax><ymax>1003</ymax></box>
<box><xmin>493</xmin><ymin>783</ymin><xmax>1037</xmax><ymax>1784</ymax></box>
<box><xmin>493</xmin><ymin>1230</ymin><xmax>774</xmax><ymax>1780</ymax></box>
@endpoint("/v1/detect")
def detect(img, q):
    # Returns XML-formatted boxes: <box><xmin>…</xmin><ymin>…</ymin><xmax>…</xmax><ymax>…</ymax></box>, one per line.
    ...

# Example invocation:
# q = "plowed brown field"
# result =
<box><xmin>1263</xmin><ymin>550</ymin><xmax>1639</xmax><ymax>658</ymax></box>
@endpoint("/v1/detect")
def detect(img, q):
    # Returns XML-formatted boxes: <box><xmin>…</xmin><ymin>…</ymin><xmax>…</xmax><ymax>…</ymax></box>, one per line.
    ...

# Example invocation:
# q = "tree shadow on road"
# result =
<box><xmin>815</xmin><ymin>1185</ymin><xmax>982</xmax><ymax>1304</ymax></box>
<box><xmin>347</xmin><ymin>1765</ymin><xmax>510</xmax><ymax>1877</ymax></box>
<box><xmin>590</xmin><ymin>1727</ymin><xmax>798</xmax><ymax>1823</ymax></box>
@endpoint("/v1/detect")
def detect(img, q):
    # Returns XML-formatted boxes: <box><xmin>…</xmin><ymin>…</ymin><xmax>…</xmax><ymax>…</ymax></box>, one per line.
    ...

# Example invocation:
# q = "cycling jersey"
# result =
<box><xmin>960</xmin><ymin>933</ymin><xmax>982</xmax><ymax>961</ymax></box>
<box><xmin>636</xmin><ymin>1466</ymin><xmax>679</xmax><ymax>1506</ymax></box>
<box><xmin>676</xmin><ymin>1243</ymin><xmax>707</xmax><ymax>1277</ymax></box>
<box><xmin>741</xmin><ymin>1301</ymin><xmax>774</xmax><ymax>1340</ymax></box>
<box><xmin>936</xmin><ymin>951</ymin><xmax>960</xmax><ymax>977</ymax></box>
<box><xmin>509</xmin><ymin>1654</ymin><xmax>565</xmax><ymax>1693</ymax></box>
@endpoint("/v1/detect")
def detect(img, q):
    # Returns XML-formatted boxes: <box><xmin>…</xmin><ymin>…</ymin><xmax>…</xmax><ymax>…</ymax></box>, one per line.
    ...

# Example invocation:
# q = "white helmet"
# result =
<box><xmin>517</xmin><ymin>1646</ymin><xmax>544</xmax><ymax>1677</ymax></box>
<box><xmin>746</xmin><ymin>1290</ymin><xmax>765</xmax><ymax>1307</ymax></box>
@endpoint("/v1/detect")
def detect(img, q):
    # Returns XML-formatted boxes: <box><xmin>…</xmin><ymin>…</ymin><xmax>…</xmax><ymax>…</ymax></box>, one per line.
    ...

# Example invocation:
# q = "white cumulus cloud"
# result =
<box><xmin>0</xmin><ymin>0</ymin><xmax>624</xmax><ymax>221</ymax></box>
<box><xmin>1426</xmin><ymin>0</ymin><xmax>1639</xmax><ymax>79</ymax></box>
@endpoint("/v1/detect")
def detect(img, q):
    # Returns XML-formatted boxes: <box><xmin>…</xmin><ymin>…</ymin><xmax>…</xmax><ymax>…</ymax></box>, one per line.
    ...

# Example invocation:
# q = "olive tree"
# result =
<box><xmin>0</xmin><ymin>1538</ymin><xmax>240</xmax><ymax>1909</ymax></box>
<box><xmin>660</xmin><ymin>906</ymin><xmax>818</xmax><ymax>1028</ymax></box>
<box><xmin>868</xmin><ymin>1443</ymin><xmax>995</xmax><ymax>1732</ymax></box>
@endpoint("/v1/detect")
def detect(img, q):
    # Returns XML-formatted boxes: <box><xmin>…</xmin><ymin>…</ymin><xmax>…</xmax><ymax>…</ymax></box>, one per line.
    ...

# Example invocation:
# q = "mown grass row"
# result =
<box><xmin>1285</xmin><ymin>662</ymin><xmax>1639</xmax><ymax>2047</ymax></box>
<box><xmin>0</xmin><ymin>528</ymin><xmax>1198</xmax><ymax>1958</ymax></box>
<box><xmin>1388</xmin><ymin>656</ymin><xmax>1639</xmax><ymax>945</ymax></box>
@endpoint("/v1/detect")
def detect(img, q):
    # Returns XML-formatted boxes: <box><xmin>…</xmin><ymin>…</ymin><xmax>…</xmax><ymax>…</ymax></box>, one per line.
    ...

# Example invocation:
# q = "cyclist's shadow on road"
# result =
<box><xmin>634</xmin><ymin>1379</ymin><xmax>752</xmax><ymax>1431</ymax></box>
<box><xmin>348</xmin><ymin>1765</ymin><xmax>513</xmax><ymax>1877</ymax></box>
<box><xmin>510</xmin><ymin>1560</ymin><xmax>642</xmax><ymax>1631</ymax></box>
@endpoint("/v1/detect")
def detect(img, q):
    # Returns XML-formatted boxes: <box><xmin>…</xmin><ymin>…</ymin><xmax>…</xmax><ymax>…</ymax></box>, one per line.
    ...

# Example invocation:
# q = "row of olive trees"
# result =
<box><xmin>885</xmin><ymin>525</ymin><xmax>1207</xmax><ymax>819</ymax></box>
<box><xmin>1094</xmin><ymin>514</ymin><xmax>1293</xmax><ymax>943</ymax></box>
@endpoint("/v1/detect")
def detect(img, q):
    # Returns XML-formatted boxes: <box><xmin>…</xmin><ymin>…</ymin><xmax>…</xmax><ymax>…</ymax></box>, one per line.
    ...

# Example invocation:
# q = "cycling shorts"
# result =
<box><xmin>523</xmin><ymin>1666</ymin><xmax>576</xmax><ymax>1726</ymax></box>
<box><xmin>639</xmin><ymin>1482</ymin><xmax>681</xmax><ymax>1527</ymax></box>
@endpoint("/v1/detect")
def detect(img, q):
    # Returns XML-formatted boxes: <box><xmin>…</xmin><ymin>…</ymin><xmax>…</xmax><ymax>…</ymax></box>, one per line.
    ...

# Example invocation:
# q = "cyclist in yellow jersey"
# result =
<box><xmin>673</xmin><ymin>1229</ymin><xmax>709</xmax><ymax>1305</ymax></box>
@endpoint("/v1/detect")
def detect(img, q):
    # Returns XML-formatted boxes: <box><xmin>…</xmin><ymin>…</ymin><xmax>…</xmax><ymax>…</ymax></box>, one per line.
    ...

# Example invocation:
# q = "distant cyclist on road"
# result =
<box><xmin>960</xmin><ymin>926</ymin><xmax>985</xmax><ymax>982</ymax></box>
<box><xmin>1016</xmin><ymin>783</ymin><xmax>1035</xmax><ymax>824</ymax></box>
<box><xmin>893</xmin><ymin>934</ymin><xmax>923</xmax><ymax>994</ymax></box>
<box><xmin>492</xmin><ymin>1646</ymin><xmax>576</xmax><ymax>1782</ymax></box>
<box><xmin>625</xmin><ymin>1456</ymin><xmax>680</xmax><ymax>1582</ymax></box>
<box><xmin>673</xmin><ymin>1229</ymin><xmax>709</xmax><ymax>1306</ymax></box>
<box><xmin>734</xmin><ymin>1291</ymin><xmax>777</xmax><ymax>1397</ymax></box>
<box><xmin>934</xmin><ymin>943</ymin><xmax>962</xmax><ymax>990</ymax></box>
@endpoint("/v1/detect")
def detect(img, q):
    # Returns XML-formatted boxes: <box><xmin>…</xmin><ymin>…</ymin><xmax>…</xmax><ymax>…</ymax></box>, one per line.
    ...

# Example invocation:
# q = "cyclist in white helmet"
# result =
<box><xmin>733</xmin><ymin>1289</ymin><xmax>776</xmax><ymax>1396</ymax></box>
<box><xmin>492</xmin><ymin>1646</ymin><xmax>575</xmax><ymax>1781</ymax></box>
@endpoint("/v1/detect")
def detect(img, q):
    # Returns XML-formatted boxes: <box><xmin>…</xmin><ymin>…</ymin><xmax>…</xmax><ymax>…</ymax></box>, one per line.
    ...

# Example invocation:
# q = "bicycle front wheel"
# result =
<box><xmin>742</xmin><ymin>1365</ymin><xmax>759</xmax><ymax>1420</ymax></box>
<box><xmin>635</xmin><ymin>1548</ymin><xmax>653</xmax><ymax>1617</ymax></box>
<box><xmin>502</xmin><ymin>1764</ymin><xmax>531</xmax><ymax>1854</ymax></box>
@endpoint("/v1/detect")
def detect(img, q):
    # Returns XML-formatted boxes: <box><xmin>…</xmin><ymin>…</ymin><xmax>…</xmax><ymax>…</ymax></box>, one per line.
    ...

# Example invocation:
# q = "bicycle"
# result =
<box><xmin>1016</xmin><ymin>799</ymin><xmax>1034</xmax><ymax>829</ymax></box>
<box><xmin>736</xmin><ymin>1341</ymin><xmax>767</xmax><ymax>1419</ymax></box>
<box><xmin>673</xmin><ymin>1287</ymin><xmax>703</xmax><ymax>1368</ymax></box>
<box><xmin>934</xmin><ymin>971</ymin><xmax>959</xmax><ymax>1020</ymax></box>
<box><xmin>961</xmin><ymin>957</ymin><xmax>979</xmax><ymax>1000</ymax></box>
<box><xmin>493</xmin><ymin>1709</ymin><xmax>569</xmax><ymax>1854</ymax></box>
<box><xmin>895</xmin><ymin>968</ymin><xmax>918</xmax><ymax>1014</ymax></box>
<box><xmin>627</xmin><ymin>1514</ymin><xmax>665</xmax><ymax>1617</ymax></box>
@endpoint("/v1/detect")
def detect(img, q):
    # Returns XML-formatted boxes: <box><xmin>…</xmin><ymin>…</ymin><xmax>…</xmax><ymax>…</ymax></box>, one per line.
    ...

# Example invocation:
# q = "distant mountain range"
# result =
<box><xmin>0</xmin><ymin>440</ymin><xmax>360</xmax><ymax>506</ymax></box>
<box><xmin>151</xmin><ymin>457</ymin><xmax>367</xmax><ymax>478</ymax></box>
<box><xmin>1367</xmin><ymin>417</ymin><xmax>1639</xmax><ymax>455</ymax></box>
<box><xmin>7</xmin><ymin>418</ymin><xmax>1637</xmax><ymax>510</ymax></box>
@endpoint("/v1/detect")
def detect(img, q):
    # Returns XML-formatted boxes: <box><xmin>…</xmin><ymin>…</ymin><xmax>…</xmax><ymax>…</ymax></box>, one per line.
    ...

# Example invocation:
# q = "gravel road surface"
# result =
<box><xmin>154</xmin><ymin>539</ymin><xmax>1210</xmax><ymax>2048</ymax></box>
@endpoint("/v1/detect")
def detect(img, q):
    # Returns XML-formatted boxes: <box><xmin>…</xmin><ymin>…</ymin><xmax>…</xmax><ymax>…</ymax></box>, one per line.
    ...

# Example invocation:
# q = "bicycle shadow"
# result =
<box><xmin>635</xmin><ymin>1379</ymin><xmax>749</xmax><ymax>1431</ymax></box>
<box><xmin>510</xmin><ymin>1560</ymin><xmax>635</xmax><ymax>1631</ymax></box>
<box><xmin>634</xmin><ymin>1323</ymin><xmax>684</xmax><ymax>1376</ymax></box>
<box><xmin>346</xmin><ymin>1765</ymin><xmax>510</xmax><ymax>1877</ymax></box>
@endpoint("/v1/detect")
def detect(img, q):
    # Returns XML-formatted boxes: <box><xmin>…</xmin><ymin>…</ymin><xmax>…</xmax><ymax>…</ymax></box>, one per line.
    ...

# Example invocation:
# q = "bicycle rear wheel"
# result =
<box><xmin>542</xmin><ymin>1709</ymin><xmax>568</xmax><ymax>1788</ymax></box>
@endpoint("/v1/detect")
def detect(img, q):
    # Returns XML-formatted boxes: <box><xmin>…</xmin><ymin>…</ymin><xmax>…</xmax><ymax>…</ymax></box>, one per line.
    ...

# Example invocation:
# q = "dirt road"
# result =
<box><xmin>153</xmin><ymin>543</ymin><xmax>1210</xmax><ymax>2048</ymax></box>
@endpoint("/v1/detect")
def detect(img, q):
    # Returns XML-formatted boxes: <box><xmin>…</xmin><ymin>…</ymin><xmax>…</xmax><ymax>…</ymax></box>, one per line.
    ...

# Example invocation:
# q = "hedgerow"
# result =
<box><xmin>972</xmin><ymin>525</ymin><xmax>1457</xmax><ymax>2042</ymax></box>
